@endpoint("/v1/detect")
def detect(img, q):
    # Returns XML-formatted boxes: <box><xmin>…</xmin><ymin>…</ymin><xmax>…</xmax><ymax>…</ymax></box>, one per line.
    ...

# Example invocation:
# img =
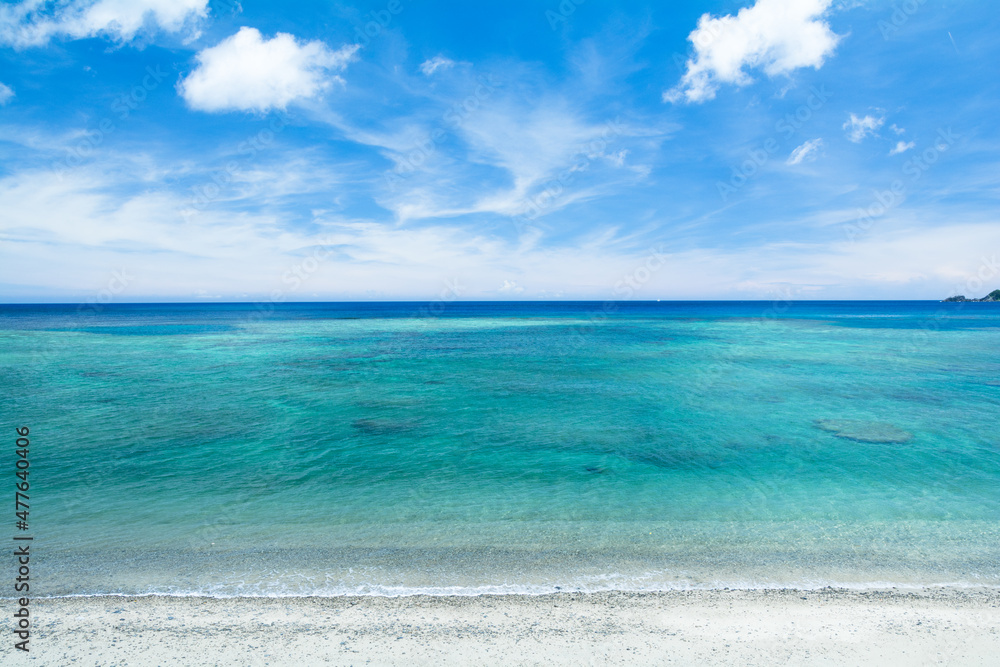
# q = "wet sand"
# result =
<box><xmin>4</xmin><ymin>588</ymin><xmax>999</xmax><ymax>665</ymax></box>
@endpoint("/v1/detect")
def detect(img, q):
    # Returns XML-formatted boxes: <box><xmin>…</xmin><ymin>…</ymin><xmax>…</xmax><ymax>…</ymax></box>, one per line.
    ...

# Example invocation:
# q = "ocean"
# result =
<box><xmin>2</xmin><ymin>301</ymin><xmax>998</xmax><ymax>596</ymax></box>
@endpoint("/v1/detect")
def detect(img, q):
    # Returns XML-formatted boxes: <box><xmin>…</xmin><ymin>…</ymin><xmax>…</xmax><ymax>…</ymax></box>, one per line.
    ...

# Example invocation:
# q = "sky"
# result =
<box><xmin>1</xmin><ymin>0</ymin><xmax>998</xmax><ymax>302</ymax></box>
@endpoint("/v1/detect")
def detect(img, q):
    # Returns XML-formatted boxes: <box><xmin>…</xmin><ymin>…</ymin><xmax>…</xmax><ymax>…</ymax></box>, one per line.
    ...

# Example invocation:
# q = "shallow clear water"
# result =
<box><xmin>2</xmin><ymin>301</ymin><xmax>999</xmax><ymax>596</ymax></box>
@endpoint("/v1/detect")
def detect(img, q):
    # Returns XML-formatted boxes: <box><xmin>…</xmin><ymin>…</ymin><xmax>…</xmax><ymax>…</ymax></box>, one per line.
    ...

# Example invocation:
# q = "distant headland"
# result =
<box><xmin>943</xmin><ymin>289</ymin><xmax>1000</xmax><ymax>302</ymax></box>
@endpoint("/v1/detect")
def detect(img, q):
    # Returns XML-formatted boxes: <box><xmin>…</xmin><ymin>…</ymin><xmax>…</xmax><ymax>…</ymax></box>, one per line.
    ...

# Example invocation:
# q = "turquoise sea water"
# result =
<box><xmin>2</xmin><ymin>301</ymin><xmax>999</xmax><ymax>596</ymax></box>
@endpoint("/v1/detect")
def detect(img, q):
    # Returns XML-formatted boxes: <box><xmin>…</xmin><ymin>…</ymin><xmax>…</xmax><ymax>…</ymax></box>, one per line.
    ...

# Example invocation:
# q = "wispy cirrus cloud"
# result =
<box><xmin>312</xmin><ymin>53</ymin><xmax>672</xmax><ymax>232</ymax></box>
<box><xmin>419</xmin><ymin>55</ymin><xmax>456</xmax><ymax>76</ymax></box>
<box><xmin>5</xmin><ymin>159</ymin><xmax>999</xmax><ymax>301</ymax></box>
<box><xmin>373</xmin><ymin>101</ymin><xmax>662</xmax><ymax>228</ymax></box>
<box><xmin>787</xmin><ymin>138</ymin><xmax>823</xmax><ymax>165</ymax></box>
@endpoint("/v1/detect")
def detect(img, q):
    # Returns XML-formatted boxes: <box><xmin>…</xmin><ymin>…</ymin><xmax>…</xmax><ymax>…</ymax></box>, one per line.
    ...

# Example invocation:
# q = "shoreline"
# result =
<box><xmin>15</xmin><ymin>580</ymin><xmax>1000</xmax><ymax>600</ymax></box>
<box><xmin>6</xmin><ymin>588</ymin><xmax>998</xmax><ymax>665</ymax></box>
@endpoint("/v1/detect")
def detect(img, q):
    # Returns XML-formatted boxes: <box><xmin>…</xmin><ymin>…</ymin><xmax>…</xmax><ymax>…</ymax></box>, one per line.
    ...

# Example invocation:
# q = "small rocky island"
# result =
<box><xmin>943</xmin><ymin>289</ymin><xmax>1000</xmax><ymax>302</ymax></box>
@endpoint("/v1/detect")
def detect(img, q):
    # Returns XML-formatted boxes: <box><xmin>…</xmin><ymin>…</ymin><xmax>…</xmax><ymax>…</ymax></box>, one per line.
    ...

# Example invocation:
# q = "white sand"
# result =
<box><xmin>4</xmin><ymin>588</ymin><xmax>999</xmax><ymax>665</ymax></box>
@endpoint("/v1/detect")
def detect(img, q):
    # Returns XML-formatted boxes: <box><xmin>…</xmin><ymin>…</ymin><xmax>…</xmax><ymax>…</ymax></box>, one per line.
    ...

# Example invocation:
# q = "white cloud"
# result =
<box><xmin>419</xmin><ymin>56</ymin><xmax>455</xmax><ymax>76</ymax></box>
<box><xmin>606</xmin><ymin>149</ymin><xmax>629</xmax><ymax>167</ymax></box>
<box><xmin>0</xmin><ymin>0</ymin><xmax>208</xmax><ymax>48</ymax></box>
<box><xmin>497</xmin><ymin>280</ymin><xmax>524</xmax><ymax>294</ymax></box>
<box><xmin>787</xmin><ymin>138</ymin><xmax>822</xmax><ymax>165</ymax></box>
<box><xmin>843</xmin><ymin>113</ymin><xmax>884</xmax><ymax>142</ymax></box>
<box><xmin>0</xmin><ymin>83</ymin><xmax>14</xmax><ymax>105</ymax></box>
<box><xmin>665</xmin><ymin>0</ymin><xmax>841</xmax><ymax>103</ymax></box>
<box><xmin>178</xmin><ymin>27</ymin><xmax>358</xmax><ymax>113</ymax></box>
<box><xmin>890</xmin><ymin>123</ymin><xmax>905</xmax><ymax>135</ymax></box>
<box><xmin>888</xmin><ymin>140</ymin><xmax>915</xmax><ymax>156</ymax></box>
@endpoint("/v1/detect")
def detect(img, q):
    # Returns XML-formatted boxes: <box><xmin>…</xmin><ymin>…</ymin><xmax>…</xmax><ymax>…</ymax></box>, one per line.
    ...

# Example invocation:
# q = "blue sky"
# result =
<box><xmin>1</xmin><ymin>0</ymin><xmax>998</xmax><ymax>301</ymax></box>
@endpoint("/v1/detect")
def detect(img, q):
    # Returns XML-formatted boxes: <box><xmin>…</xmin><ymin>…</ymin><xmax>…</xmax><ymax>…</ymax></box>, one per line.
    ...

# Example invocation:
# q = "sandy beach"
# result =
<box><xmin>3</xmin><ymin>588</ymin><xmax>998</xmax><ymax>665</ymax></box>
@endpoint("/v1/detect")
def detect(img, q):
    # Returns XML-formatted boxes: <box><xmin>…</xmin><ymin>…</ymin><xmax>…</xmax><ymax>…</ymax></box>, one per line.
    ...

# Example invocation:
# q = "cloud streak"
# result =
<box><xmin>419</xmin><ymin>56</ymin><xmax>455</xmax><ymax>75</ymax></box>
<box><xmin>787</xmin><ymin>138</ymin><xmax>823</xmax><ymax>165</ymax></box>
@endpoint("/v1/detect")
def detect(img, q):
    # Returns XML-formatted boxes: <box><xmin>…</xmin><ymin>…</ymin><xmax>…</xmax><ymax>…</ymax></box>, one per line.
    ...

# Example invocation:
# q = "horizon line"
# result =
<box><xmin>1</xmin><ymin>299</ymin><xmax>992</xmax><ymax>306</ymax></box>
